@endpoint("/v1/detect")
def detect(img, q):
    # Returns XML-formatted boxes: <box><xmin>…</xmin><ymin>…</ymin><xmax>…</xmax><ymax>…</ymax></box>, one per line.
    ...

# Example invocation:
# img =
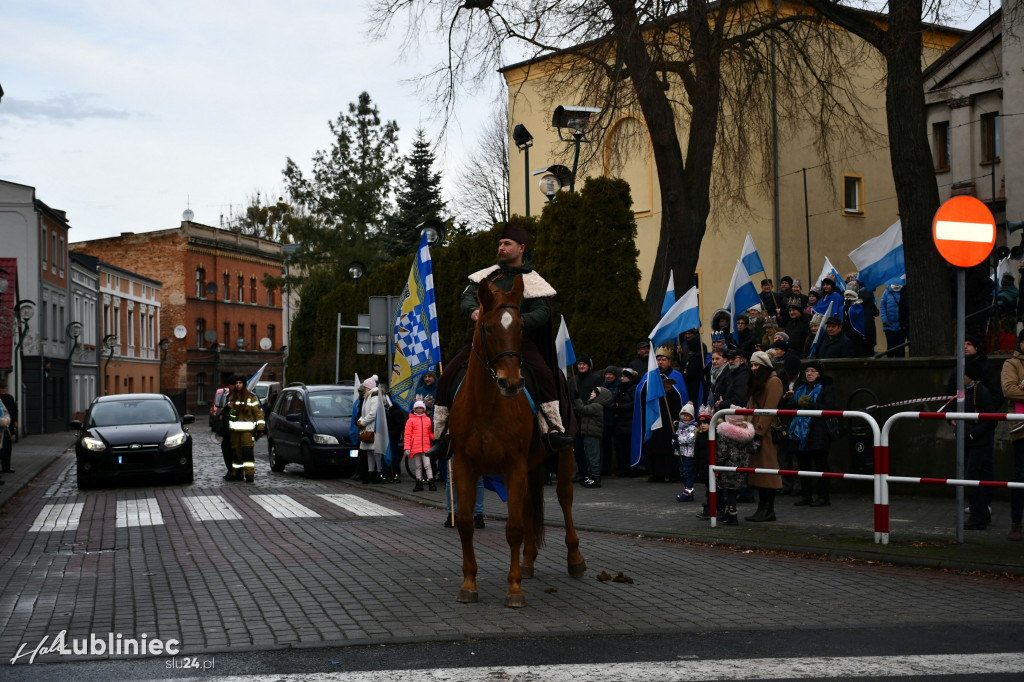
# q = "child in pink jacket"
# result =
<box><xmin>404</xmin><ymin>400</ymin><xmax>435</xmax><ymax>491</ymax></box>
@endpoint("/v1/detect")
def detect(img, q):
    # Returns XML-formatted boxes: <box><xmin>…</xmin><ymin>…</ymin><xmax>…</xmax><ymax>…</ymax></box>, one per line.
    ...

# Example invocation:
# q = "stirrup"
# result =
<box><xmin>426</xmin><ymin>434</ymin><xmax>452</xmax><ymax>460</ymax></box>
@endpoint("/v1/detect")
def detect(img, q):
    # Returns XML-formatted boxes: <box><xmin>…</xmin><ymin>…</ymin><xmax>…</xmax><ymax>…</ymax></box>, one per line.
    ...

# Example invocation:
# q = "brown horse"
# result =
<box><xmin>448</xmin><ymin>276</ymin><xmax>586</xmax><ymax>607</ymax></box>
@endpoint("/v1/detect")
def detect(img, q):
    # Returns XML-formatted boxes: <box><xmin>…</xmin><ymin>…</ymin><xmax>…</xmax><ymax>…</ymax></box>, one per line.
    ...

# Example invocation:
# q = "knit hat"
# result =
<box><xmin>808</xmin><ymin>289</ymin><xmax>820</xmax><ymax>300</ymax></box>
<box><xmin>771</xmin><ymin>339</ymin><xmax>789</xmax><ymax>352</ymax></box>
<box><xmin>413</xmin><ymin>400</ymin><xmax>426</xmax><ymax>411</ymax></box>
<box><xmin>760</xmin><ymin>278</ymin><xmax>773</xmax><ymax>285</ymax></box>
<box><xmin>604</xmin><ymin>365</ymin><xmax>620</xmax><ymax>377</ymax></box>
<box><xmin>679</xmin><ymin>402</ymin><xmax>695</xmax><ymax>419</ymax></box>
<box><xmin>621</xmin><ymin>368</ymin><xmax>639</xmax><ymax>382</ymax></box>
<box><xmin>228</xmin><ymin>374</ymin><xmax>245</xmax><ymax>385</ymax></box>
<box><xmin>576</xmin><ymin>354</ymin><xmax>593</xmax><ymax>369</ymax></box>
<box><xmin>750</xmin><ymin>350</ymin><xmax>774</xmax><ymax>368</ymax></box>
<box><xmin>821</xmin><ymin>277</ymin><xmax>836</xmax><ymax>288</ymax></box>
<box><xmin>805</xmin><ymin>360</ymin><xmax>825</xmax><ymax>374</ymax></box>
<box><xmin>774</xmin><ymin>331</ymin><xmax>790</xmax><ymax>343</ymax></box>
<box><xmin>780</xmin><ymin>275</ymin><xmax>793</xmax><ymax>285</ymax></box>
<box><xmin>362</xmin><ymin>375</ymin><xmax>378</xmax><ymax>390</ymax></box>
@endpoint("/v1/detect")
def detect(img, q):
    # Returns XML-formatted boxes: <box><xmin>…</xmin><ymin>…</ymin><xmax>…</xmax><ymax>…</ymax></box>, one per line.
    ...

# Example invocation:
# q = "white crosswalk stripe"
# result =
<box><xmin>249</xmin><ymin>494</ymin><xmax>320</xmax><ymax>518</ymax></box>
<box><xmin>182</xmin><ymin>495</ymin><xmax>242</xmax><ymax>521</ymax></box>
<box><xmin>151</xmin><ymin>652</ymin><xmax>1024</xmax><ymax>681</ymax></box>
<box><xmin>28</xmin><ymin>503</ymin><xmax>86</xmax><ymax>532</ymax></box>
<box><xmin>318</xmin><ymin>493</ymin><xmax>403</xmax><ymax>517</ymax></box>
<box><xmin>116</xmin><ymin>498</ymin><xmax>164</xmax><ymax>527</ymax></box>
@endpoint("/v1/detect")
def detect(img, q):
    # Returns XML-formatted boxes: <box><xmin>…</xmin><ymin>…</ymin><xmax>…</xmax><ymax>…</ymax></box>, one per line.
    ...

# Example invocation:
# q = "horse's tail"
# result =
<box><xmin>528</xmin><ymin>460</ymin><xmax>546</xmax><ymax>549</ymax></box>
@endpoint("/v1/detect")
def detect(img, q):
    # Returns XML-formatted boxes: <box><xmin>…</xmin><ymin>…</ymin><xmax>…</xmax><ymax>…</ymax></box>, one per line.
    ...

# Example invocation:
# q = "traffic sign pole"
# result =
<box><xmin>932</xmin><ymin>195</ymin><xmax>996</xmax><ymax>544</ymax></box>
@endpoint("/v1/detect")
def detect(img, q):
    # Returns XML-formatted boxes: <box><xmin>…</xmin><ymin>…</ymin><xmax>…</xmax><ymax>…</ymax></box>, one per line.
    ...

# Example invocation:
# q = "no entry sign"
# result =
<box><xmin>932</xmin><ymin>196</ymin><xmax>996</xmax><ymax>268</ymax></box>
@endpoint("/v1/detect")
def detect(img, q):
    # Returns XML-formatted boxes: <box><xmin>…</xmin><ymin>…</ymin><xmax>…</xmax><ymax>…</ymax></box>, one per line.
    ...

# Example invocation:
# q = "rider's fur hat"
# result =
<box><xmin>500</xmin><ymin>221</ymin><xmax>530</xmax><ymax>249</ymax></box>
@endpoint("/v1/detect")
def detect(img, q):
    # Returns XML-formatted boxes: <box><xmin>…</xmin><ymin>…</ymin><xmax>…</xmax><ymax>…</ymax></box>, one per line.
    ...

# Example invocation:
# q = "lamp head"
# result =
<box><xmin>551</xmin><ymin>105</ymin><xmax>601</xmax><ymax>137</ymax></box>
<box><xmin>347</xmin><ymin>261</ymin><xmax>366</xmax><ymax>281</ymax></box>
<box><xmin>417</xmin><ymin>219</ymin><xmax>445</xmax><ymax>246</ymax></box>
<box><xmin>512</xmin><ymin>124</ymin><xmax>534</xmax><ymax>150</ymax></box>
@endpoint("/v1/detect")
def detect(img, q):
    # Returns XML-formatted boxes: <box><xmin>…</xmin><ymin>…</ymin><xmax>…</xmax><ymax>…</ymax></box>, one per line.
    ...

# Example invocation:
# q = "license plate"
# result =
<box><xmin>349</xmin><ymin>450</ymin><xmax>359</xmax><ymax>458</ymax></box>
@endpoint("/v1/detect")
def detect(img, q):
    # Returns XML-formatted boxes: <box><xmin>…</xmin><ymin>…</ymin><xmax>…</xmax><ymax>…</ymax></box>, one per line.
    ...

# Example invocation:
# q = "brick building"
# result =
<box><xmin>71</xmin><ymin>220</ymin><xmax>284</xmax><ymax>414</ymax></box>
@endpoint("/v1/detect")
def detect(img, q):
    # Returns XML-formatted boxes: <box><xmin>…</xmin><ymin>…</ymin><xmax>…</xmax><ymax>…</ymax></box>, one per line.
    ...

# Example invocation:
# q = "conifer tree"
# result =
<box><xmin>381</xmin><ymin>129</ymin><xmax>448</xmax><ymax>260</ymax></box>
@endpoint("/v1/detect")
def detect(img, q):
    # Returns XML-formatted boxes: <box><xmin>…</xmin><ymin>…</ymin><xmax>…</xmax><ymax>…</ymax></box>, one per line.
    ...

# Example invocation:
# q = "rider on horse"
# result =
<box><xmin>426</xmin><ymin>221</ymin><xmax>575</xmax><ymax>459</ymax></box>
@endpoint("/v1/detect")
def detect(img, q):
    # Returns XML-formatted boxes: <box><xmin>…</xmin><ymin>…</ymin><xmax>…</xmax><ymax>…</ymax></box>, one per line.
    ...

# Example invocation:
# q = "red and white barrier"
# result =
<box><xmin>878</xmin><ymin>411</ymin><xmax>1024</xmax><ymax>543</ymax></box>
<box><xmin>708</xmin><ymin>409</ymin><xmax>882</xmax><ymax>538</ymax></box>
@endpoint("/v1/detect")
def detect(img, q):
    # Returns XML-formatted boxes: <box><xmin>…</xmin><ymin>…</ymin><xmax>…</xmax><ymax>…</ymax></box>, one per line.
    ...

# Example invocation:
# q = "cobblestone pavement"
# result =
<box><xmin>2</xmin><ymin>430</ymin><xmax>1024</xmax><ymax>665</ymax></box>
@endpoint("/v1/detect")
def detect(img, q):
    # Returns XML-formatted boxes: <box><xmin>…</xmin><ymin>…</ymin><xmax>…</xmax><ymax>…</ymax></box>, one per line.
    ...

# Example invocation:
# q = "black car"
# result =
<box><xmin>266</xmin><ymin>382</ymin><xmax>358</xmax><ymax>477</ymax></box>
<box><xmin>71</xmin><ymin>393</ymin><xmax>195</xmax><ymax>488</ymax></box>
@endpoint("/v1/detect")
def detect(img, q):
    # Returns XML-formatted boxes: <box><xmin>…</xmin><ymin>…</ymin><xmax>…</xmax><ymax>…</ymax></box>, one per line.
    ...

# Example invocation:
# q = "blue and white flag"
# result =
<box><xmin>645</xmin><ymin>287</ymin><xmax>699</xmax><ymax>440</ymax></box>
<box><xmin>661</xmin><ymin>270</ymin><xmax>676</xmax><ymax>317</ymax></box>
<box><xmin>808</xmin><ymin>301</ymin><xmax>835</xmax><ymax>358</ymax></box>
<box><xmin>246</xmin><ymin>363</ymin><xmax>268</xmax><ymax>394</ymax></box>
<box><xmin>741</xmin><ymin>232</ymin><xmax>765</xmax><ymax>276</ymax></box>
<box><xmin>849</xmin><ymin>220</ymin><xmax>905</xmax><ymax>290</ymax></box>
<box><xmin>723</xmin><ymin>260</ymin><xmax>760</xmax><ymax>334</ymax></box>
<box><xmin>813</xmin><ymin>257</ymin><xmax>844</xmax><ymax>290</ymax></box>
<box><xmin>391</xmin><ymin>232</ymin><xmax>442</xmax><ymax>412</ymax></box>
<box><xmin>651</xmin><ymin>286</ymin><xmax>701</xmax><ymax>350</ymax></box>
<box><xmin>555</xmin><ymin>315</ymin><xmax>576</xmax><ymax>378</ymax></box>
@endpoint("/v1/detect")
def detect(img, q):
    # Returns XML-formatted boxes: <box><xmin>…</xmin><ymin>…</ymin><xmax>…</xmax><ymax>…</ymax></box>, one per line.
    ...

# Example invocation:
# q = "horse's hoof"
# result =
<box><xmin>568</xmin><ymin>560</ymin><xmax>587</xmax><ymax>578</ymax></box>
<box><xmin>504</xmin><ymin>594</ymin><xmax>526</xmax><ymax>608</ymax></box>
<box><xmin>521</xmin><ymin>566</ymin><xmax>535</xmax><ymax>579</ymax></box>
<box><xmin>456</xmin><ymin>589</ymin><xmax>479</xmax><ymax>603</ymax></box>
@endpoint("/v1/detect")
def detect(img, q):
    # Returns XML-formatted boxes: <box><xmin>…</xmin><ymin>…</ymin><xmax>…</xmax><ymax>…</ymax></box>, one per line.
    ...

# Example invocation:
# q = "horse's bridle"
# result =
<box><xmin>472</xmin><ymin>303</ymin><xmax>523</xmax><ymax>381</ymax></box>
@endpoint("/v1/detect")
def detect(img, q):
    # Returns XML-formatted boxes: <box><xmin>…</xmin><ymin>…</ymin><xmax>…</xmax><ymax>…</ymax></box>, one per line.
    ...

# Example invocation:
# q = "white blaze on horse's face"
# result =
<box><xmin>501</xmin><ymin>311</ymin><xmax>513</xmax><ymax>330</ymax></box>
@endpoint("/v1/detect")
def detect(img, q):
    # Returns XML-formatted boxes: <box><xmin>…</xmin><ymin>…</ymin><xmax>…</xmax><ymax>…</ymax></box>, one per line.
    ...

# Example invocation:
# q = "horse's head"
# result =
<box><xmin>474</xmin><ymin>276</ymin><xmax>526</xmax><ymax>397</ymax></box>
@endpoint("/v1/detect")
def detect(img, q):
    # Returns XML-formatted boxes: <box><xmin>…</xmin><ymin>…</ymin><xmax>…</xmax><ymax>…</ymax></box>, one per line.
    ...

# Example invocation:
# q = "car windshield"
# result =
<box><xmin>254</xmin><ymin>386</ymin><xmax>269</xmax><ymax>399</ymax></box>
<box><xmin>89</xmin><ymin>400</ymin><xmax>179</xmax><ymax>427</ymax></box>
<box><xmin>307</xmin><ymin>391</ymin><xmax>354</xmax><ymax>418</ymax></box>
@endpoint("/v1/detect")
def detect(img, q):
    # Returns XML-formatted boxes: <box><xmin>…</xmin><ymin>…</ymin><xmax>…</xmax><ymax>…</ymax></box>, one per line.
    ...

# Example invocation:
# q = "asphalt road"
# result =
<box><xmin>2</xmin><ymin>432</ymin><xmax>1023</xmax><ymax>679</ymax></box>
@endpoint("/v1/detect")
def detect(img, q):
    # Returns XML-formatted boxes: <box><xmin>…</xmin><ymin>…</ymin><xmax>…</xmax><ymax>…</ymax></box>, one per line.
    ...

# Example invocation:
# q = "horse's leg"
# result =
<box><xmin>520</xmin><ymin>456</ymin><xmax>544</xmax><ymax>579</ymax></box>
<box><xmin>557</xmin><ymin>446</ymin><xmax>587</xmax><ymax>578</ymax></box>
<box><xmin>503</xmin><ymin>465</ymin><xmax>528</xmax><ymax>608</ymax></box>
<box><xmin>454</xmin><ymin>459</ymin><xmax>479</xmax><ymax>603</ymax></box>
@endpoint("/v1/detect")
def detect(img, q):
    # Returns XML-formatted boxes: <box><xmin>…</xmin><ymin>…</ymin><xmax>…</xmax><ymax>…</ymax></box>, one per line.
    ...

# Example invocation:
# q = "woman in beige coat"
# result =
<box><xmin>745</xmin><ymin>350</ymin><xmax>784</xmax><ymax>522</ymax></box>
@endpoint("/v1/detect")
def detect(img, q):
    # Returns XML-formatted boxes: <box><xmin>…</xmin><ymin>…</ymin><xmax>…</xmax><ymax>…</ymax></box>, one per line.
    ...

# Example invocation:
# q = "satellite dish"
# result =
<box><xmin>205</xmin><ymin>282</ymin><xmax>217</xmax><ymax>297</ymax></box>
<box><xmin>259</xmin><ymin>337</ymin><xmax>273</xmax><ymax>351</ymax></box>
<box><xmin>183</xmin><ymin>208</ymin><xmax>194</xmax><ymax>221</ymax></box>
<box><xmin>173</xmin><ymin>325</ymin><xmax>187</xmax><ymax>339</ymax></box>
<box><xmin>236</xmin><ymin>337</ymin><xmax>247</xmax><ymax>350</ymax></box>
<box><xmin>204</xmin><ymin>329</ymin><xmax>218</xmax><ymax>344</ymax></box>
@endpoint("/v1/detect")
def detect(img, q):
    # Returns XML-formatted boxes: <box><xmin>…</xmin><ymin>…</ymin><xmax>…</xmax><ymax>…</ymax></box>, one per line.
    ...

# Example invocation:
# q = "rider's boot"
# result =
<box><xmin>538</xmin><ymin>401</ymin><xmax>574</xmax><ymax>451</ymax></box>
<box><xmin>425</xmin><ymin>406</ymin><xmax>451</xmax><ymax>460</ymax></box>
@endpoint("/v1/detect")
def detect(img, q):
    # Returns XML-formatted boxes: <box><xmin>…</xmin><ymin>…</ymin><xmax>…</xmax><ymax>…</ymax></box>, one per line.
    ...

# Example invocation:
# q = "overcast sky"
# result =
<box><xmin>1</xmin><ymin>2</ymin><xmax>992</xmax><ymax>245</ymax></box>
<box><xmin>0</xmin><ymin>0</ymin><xmax>499</xmax><ymax>243</ymax></box>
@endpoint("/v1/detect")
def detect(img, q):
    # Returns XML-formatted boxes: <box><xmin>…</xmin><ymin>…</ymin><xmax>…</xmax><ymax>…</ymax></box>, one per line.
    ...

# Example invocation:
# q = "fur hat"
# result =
<box><xmin>413</xmin><ymin>400</ymin><xmax>426</xmax><ymax>411</ymax></box>
<box><xmin>750</xmin><ymin>350</ymin><xmax>774</xmax><ymax>368</ymax></box>
<box><xmin>655</xmin><ymin>344</ymin><xmax>674</xmax><ymax>359</ymax></box>
<box><xmin>805</xmin><ymin>360</ymin><xmax>825</xmax><ymax>374</ymax></box>
<box><xmin>718</xmin><ymin>418</ymin><xmax>755</xmax><ymax>442</ymax></box>
<box><xmin>679</xmin><ymin>402</ymin><xmax>695</xmax><ymax>419</ymax></box>
<box><xmin>228</xmin><ymin>374</ymin><xmax>245</xmax><ymax>385</ymax></box>
<box><xmin>620</xmin><ymin>368</ymin><xmax>639</xmax><ymax>382</ymax></box>
<box><xmin>821</xmin><ymin>277</ymin><xmax>836</xmax><ymax>289</ymax></box>
<box><xmin>844</xmin><ymin>288</ymin><xmax>859</xmax><ymax>300</ymax></box>
<box><xmin>499</xmin><ymin>221</ymin><xmax>530</xmax><ymax>248</ymax></box>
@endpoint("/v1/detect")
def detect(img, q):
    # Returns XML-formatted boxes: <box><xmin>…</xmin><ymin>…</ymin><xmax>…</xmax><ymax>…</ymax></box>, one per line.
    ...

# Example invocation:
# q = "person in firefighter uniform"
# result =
<box><xmin>226</xmin><ymin>374</ymin><xmax>265</xmax><ymax>482</ymax></box>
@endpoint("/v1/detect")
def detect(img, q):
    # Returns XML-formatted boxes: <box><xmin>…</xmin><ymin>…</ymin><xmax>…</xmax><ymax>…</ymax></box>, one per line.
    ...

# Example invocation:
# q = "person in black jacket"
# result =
<box><xmin>962</xmin><ymin>360</ymin><xmax>998</xmax><ymax>530</ymax></box>
<box><xmin>570</xmin><ymin>354</ymin><xmax>604</xmax><ymax>481</ymax></box>
<box><xmin>724</xmin><ymin>350</ymin><xmax>750</xmax><ymax>408</ymax></box>
<box><xmin>612</xmin><ymin>368</ymin><xmax>638</xmax><ymax>477</ymax></box>
<box><xmin>817</xmin><ymin>316</ymin><xmax>855</xmax><ymax>359</ymax></box>
<box><xmin>782</xmin><ymin>360</ymin><xmax>837</xmax><ymax>506</ymax></box>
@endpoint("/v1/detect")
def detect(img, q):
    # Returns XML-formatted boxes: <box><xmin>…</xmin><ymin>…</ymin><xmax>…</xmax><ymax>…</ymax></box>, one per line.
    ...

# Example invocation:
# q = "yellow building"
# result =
<box><xmin>501</xmin><ymin>8</ymin><xmax>964</xmax><ymax>331</ymax></box>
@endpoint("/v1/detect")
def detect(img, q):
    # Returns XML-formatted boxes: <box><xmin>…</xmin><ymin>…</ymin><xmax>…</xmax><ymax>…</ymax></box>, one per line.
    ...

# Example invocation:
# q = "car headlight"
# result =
<box><xmin>313</xmin><ymin>434</ymin><xmax>339</xmax><ymax>445</ymax></box>
<box><xmin>164</xmin><ymin>431</ymin><xmax>188</xmax><ymax>447</ymax></box>
<box><xmin>83</xmin><ymin>436</ymin><xmax>106</xmax><ymax>452</ymax></box>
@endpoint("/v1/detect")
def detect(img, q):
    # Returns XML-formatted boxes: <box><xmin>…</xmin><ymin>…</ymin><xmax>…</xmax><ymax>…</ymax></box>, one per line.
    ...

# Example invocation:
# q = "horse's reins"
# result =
<box><xmin>471</xmin><ymin>303</ymin><xmax>523</xmax><ymax>381</ymax></box>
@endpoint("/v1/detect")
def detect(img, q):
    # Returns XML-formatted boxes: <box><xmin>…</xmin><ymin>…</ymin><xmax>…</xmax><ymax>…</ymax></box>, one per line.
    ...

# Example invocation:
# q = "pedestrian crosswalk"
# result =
<box><xmin>27</xmin><ymin>491</ymin><xmax>404</xmax><ymax>532</ymax></box>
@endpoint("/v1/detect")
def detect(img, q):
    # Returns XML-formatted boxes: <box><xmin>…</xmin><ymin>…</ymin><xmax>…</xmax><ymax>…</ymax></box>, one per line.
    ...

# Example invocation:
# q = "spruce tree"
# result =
<box><xmin>381</xmin><ymin>129</ymin><xmax>448</xmax><ymax>260</ymax></box>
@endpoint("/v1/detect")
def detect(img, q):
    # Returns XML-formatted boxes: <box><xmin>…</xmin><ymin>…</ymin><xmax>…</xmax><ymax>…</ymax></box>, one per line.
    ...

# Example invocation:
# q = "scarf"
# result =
<box><xmin>789</xmin><ymin>381</ymin><xmax>823</xmax><ymax>449</ymax></box>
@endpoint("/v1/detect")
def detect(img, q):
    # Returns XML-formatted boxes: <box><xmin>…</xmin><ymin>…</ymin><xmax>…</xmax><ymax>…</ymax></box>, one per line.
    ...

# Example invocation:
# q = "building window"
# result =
<box><xmin>267</xmin><ymin>288</ymin><xmax>274</xmax><ymax>306</ymax></box>
<box><xmin>196</xmin><ymin>267</ymin><xmax>206</xmax><ymax>298</ymax></box>
<box><xmin>197</xmin><ymin>373</ymin><xmax>206</xmax><ymax>404</ymax></box>
<box><xmin>237</xmin><ymin>275</ymin><xmax>244</xmax><ymax>302</ymax></box>
<box><xmin>223</xmin><ymin>322</ymin><xmax>230</xmax><ymax>348</ymax></box>
<box><xmin>250</xmin><ymin>276</ymin><xmax>257</xmax><ymax>304</ymax></box>
<box><xmin>223</xmin><ymin>273</ymin><xmax>230</xmax><ymax>301</ymax></box>
<box><xmin>51</xmin><ymin>232</ymin><xmax>57</xmax><ymax>272</ymax></box>
<box><xmin>250</xmin><ymin>324</ymin><xmax>257</xmax><ymax>351</ymax></box>
<box><xmin>981</xmin><ymin>112</ymin><xmax>1000</xmax><ymax>164</ymax></box>
<box><xmin>933</xmin><ymin>121</ymin><xmax>950</xmax><ymax>171</ymax></box>
<box><xmin>238</xmin><ymin>323</ymin><xmax>245</xmax><ymax>349</ymax></box>
<box><xmin>196</xmin><ymin>318</ymin><xmax>206</xmax><ymax>348</ymax></box>
<box><xmin>59</xmin><ymin>236</ymin><xmax>65</xmax><ymax>276</ymax></box>
<box><xmin>843</xmin><ymin>174</ymin><xmax>863</xmax><ymax>215</ymax></box>
<box><xmin>267</xmin><ymin>324</ymin><xmax>275</xmax><ymax>349</ymax></box>
<box><xmin>42</xmin><ymin>226</ymin><xmax>48</xmax><ymax>267</ymax></box>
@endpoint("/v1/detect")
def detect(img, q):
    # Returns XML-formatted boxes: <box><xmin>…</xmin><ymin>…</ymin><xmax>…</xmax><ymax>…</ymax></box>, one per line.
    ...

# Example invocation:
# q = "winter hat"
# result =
<box><xmin>500</xmin><ymin>221</ymin><xmax>530</xmax><ymax>249</ymax></box>
<box><xmin>362</xmin><ymin>375</ymin><xmax>378</xmax><ymax>390</ymax></box>
<box><xmin>637</xmin><ymin>340</ymin><xmax>651</xmax><ymax>351</ymax></box>
<box><xmin>965</xmin><ymin>334</ymin><xmax>983</xmax><ymax>351</ymax></box>
<box><xmin>413</xmin><ymin>400</ymin><xmax>426</xmax><ymax>411</ymax></box>
<box><xmin>750</xmin><ymin>350</ymin><xmax>774</xmax><ymax>368</ymax></box>
<box><xmin>890</xmin><ymin>284</ymin><xmax>903</xmax><ymax>292</ymax></box>
<box><xmin>423</xmin><ymin>369</ymin><xmax>438</xmax><ymax>380</ymax></box>
<box><xmin>780</xmin><ymin>276</ymin><xmax>793</xmax><ymax>286</ymax></box>
<box><xmin>964</xmin><ymin>360</ymin><xmax>984</xmax><ymax>382</ymax></box>
<box><xmin>774</xmin><ymin>331</ymin><xmax>790</xmax><ymax>343</ymax></box>
<box><xmin>679</xmin><ymin>402</ymin><xmax>695</xmax><ymax>419</ymax></box>
<box><xmin>604</xmin><ymin>365</ymin><xmax>620</xmax><ymax>377</ymax></box>
<box><xmin>805</xmin><ymin>360</ymin><xmax>825</xmax><ymax>374</ymax></box>
<box><xmin>844</xmin><ymin>289</ymin><xmax>859</xmax><ymax>300</ymax></box>
<box><xmin>783</xmin><ymin>355</ymin><xmax>802</xmax><ymax>375</ymax></box>
<box><xmin>808</xmin><ymin>289</ymin><xmax>820</xmax><ymax>301</ymax></box>
<box><xmin>771</xmin><ymin>339</ymin><xmax>789</xmax><ymax>352</ymax></box>
<box><xmin>620</xmin><ymin>368</ymin><xmax>639</xmax><ymax>382</ymax></box>
<box><xmin>821</xmin><ymin>277</ymin><xmax>836</xmax><ymax>289</ymax></box>
<box><xmin>826</xmin><ymin>315</ymin><xmax>843</xmax><ymax>327</ymax></box>
<box><xmin>576</xmin><ymin>354</ymin><xmax>593</xmax><ymax>369</ymax></box>
<box><xmin>760</xmin><ymin>278</ymin><xmax>773</xmax><ymax>285</ymax></box>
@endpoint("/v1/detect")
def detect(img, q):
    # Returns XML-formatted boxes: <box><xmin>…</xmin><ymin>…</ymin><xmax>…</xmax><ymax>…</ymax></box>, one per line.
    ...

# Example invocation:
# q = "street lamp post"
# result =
<box><xmin>513</xmin><ymin>125</ymin><xmax>534</xmax><ymax>216</ymax></box>
<box><xmin>13</xmin><ymin>300</ymin><xmax>35</xmax><ymax>436</ymax></box>
<box><xmin>551</xmin><ymin>105</ymin><xmax>601</xmax><ymax>193</ymax></box>
<box><xmin>102</xmin><ymin>334</ymin><xmax>117</xmax><ymax>395</ymax></box>
<box><xmin>159</xmin><ymin>338</ymin><xmax>171</xmax><ymax>394</ymax></box>
<box><xmin>65</xmin><ymin>321</ymin><xmax>82</xmax><ymax>422</ymax></box>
